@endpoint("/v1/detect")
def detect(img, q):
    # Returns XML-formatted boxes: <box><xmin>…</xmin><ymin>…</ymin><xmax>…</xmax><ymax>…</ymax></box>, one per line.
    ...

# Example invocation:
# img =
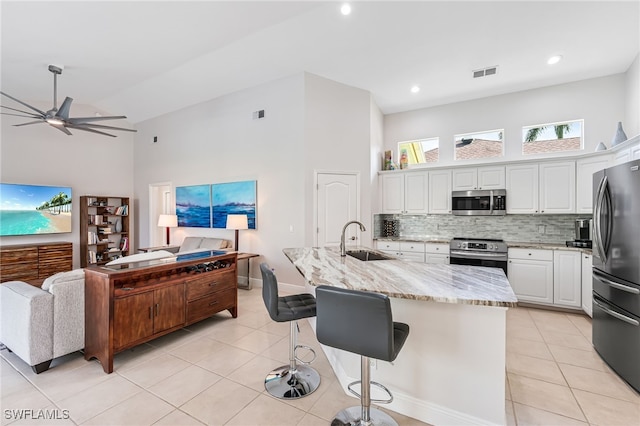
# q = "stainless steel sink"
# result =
<box><xmin>346</xmin><ymin>249</ymin><xmax>394</xmax><ymax>261</ymax></box>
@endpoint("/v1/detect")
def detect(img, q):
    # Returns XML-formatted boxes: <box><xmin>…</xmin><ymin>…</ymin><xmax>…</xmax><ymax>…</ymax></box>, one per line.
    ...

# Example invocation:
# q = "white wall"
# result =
<box><xmin>625</xmin><ymin>53</ymin><xmax>640</xmax><ymax>137</ymax></box>
<box><xmin>384</xmin><ymin>74</ymin><xmax>627</xmax><ymax>166</ymax></box>
<box><xmin>0</xmin><ymin>102</ymin><xmax>134</xmax><ymax>268</ymax></box>
<box><xmin>133</xmin><ymin>73</ymin><xmax>307</xmax><ymax>285</ymax></box>
<box><xmin>303</xmin><ymin>73</ymin><xmax>374</xmax><ymax>247</ymax></box>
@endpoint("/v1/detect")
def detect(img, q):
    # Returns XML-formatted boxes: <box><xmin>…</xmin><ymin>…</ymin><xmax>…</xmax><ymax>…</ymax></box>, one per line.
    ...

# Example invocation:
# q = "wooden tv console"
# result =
<box><xmin>84</xmin><ymin>251</ymin><xmax>238</xmax><ymax>373</ymax></box>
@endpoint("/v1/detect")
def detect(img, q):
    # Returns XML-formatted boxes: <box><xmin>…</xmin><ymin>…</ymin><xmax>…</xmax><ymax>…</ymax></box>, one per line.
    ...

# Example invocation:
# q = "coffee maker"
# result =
<box><xmin>566</xmin><ymin>218</ymin><xmax>592</xmax><ymax>248</ymax></box>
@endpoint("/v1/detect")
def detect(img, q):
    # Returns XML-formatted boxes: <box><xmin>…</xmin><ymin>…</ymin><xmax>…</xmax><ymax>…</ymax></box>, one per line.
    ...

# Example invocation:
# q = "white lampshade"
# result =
<box><xmin>157</xmin><ymin>214</ymin><xmax>178</xmax><ymax>228</ymax></box>
<box><xmin>226</xmin><ymin>214</ymin><xmax>249</xmax><ymax>230</ymax></box>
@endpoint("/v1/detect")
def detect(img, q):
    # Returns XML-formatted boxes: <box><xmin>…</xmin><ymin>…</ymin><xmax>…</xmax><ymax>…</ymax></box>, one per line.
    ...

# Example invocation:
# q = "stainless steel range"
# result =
<box><xmin>449</xmin><ymin>238</ymin><xmax>508</xmax><ymax>275</ymax></box>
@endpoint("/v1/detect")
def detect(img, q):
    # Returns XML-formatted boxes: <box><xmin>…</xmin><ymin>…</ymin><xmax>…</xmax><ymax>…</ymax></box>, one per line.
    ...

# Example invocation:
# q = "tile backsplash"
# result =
<box><xmin>374</xmin><ymin>213</ymin><xmax>591</xmax><ymax>243</ymax></box>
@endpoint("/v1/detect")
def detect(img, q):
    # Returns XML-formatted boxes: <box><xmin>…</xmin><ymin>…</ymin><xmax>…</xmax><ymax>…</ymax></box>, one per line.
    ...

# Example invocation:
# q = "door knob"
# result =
<box><xmin>350</xmin><ymin>236</ymin><xmax>356</xmax><ymax>240</ymax></box>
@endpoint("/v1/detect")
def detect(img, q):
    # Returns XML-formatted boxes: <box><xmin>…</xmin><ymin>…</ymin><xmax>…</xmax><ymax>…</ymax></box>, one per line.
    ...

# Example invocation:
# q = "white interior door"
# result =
<box><xmin>316</xmin><ymin>173</ymin><xmax>359</xmax><ymax>247</ymax></box>
<box><xmin>149</xmin><ymin>183</ymin><xmax>173</xmax><ymax>247</ymax></box>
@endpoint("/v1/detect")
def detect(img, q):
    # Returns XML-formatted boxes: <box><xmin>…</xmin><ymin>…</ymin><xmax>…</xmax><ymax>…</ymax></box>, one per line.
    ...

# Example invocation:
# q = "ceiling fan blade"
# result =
<box><xmin>49</xmin><ymin>123</ymin><xmax>73</xmax><ymax>135</ymax></box>
<box><xmin>70</xmin><ymin>123</ymin><xmax>137</xmax><ymax>133</ymax></box>
<box><xmin>66</xmin><ymin>124</ymin><xmax>116</xmax><ymax>138</ymax></box>
<box><xmin>67</xmin><ymin>115</ymin><xmax>127</xmax><ymax>124</ymax></box>
<box><xmin>0</xmin><ymin>91</ymin><xmax>47</xmax><ymax>116</ymax></box>
<box><xmin>55</xmin><ymin>97</ymin><xmax>73</xmax><ymax>120</ymax></box>
<box><xmin>1</xmin><ymin>112</ymin><xmax>45</xmax><ymax>119</ymax></box>
<box><xmin>1</xmin><ymin>105</ymin><xmax>44</xmax><ymax>118</ymax></box>
<box><xmin>14</xmin><ymin>120</ymin><xmax>46</xmax><ymax>127</ymax></box>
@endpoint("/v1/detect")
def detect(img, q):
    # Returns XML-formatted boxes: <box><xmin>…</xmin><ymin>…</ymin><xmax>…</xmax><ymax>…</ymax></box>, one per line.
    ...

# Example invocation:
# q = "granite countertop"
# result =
<box><xmin>283</xmin><ymin>246</ymin><xmax>517</xmax><ymax>307</ymax></box>
<box><xmin>374</xmin><ymin>237</ymin><xmax>451</xmax><ymax>244</ymax></box>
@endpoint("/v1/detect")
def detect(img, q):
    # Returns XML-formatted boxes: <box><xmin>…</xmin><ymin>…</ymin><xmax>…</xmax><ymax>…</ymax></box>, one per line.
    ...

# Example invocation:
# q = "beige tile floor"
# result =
<box><xmin>1</xmin><ymin>289</ymin><xmax>639</xmax><ymax>425</ymax></box>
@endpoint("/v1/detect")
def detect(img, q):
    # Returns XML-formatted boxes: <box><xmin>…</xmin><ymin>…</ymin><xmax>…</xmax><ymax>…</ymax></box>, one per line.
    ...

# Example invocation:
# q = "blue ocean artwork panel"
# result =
<box><xmin>176</xmin><ymin>185</ymin><xmax>211</xmax><ymax>228</ymax></box>
<box><xmin>0</xmin><ymin>183</ymin><xmax>72</xmax><ymax>236</ymax></box>
<box><xmin>212</xmin><ymin>180</ymin><xmax>257</xmax><ymax>229</ymax></box>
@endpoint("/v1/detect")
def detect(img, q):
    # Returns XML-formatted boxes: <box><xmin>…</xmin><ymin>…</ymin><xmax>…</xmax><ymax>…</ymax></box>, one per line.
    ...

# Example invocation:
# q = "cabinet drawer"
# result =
<box><xmin>0</xmin><ymin>247</ymin><xmax>37</xmax><ymax>263</ymax></box>
<box><xmin>376</xmin><ymin>241</ymin><xmax>400</xmax><ymax>251</ymax></box>
<box><xmin>425</xmin><ymin>243</ymin><xmax>449</xmax><ymax>254</ymax></box>
<box><xmin>186</xmin><ymin>269</ymin><xmax>235</xmax><ymax>300</ymax></box>
<box><xmin>399</xmin><ymin>242</ymin><xmax>425</xmax><ymax>253</ymax></box>
<box><xmin>509</xmin><ymin>248</ymin><xmax>552</xmax><ymax>261</ymax></box>
<box><xmin>187</xmin><ymin>289</ymin><xmax>236</xmax><ymax>323</ymax></box>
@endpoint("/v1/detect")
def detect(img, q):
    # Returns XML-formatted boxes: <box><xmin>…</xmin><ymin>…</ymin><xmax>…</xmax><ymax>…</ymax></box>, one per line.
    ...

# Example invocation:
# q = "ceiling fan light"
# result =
<box><xmin>46</xmin><ymin>118</ymin><xmax>64</xmax><ymax>125</ymax></box>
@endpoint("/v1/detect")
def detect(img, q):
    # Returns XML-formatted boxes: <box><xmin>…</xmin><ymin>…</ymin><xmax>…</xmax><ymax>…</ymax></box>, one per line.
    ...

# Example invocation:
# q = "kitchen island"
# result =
<box><xmin>284</xmin><ymin>247</ymin><xmax>517</xmax><ymax>426</ymax></box>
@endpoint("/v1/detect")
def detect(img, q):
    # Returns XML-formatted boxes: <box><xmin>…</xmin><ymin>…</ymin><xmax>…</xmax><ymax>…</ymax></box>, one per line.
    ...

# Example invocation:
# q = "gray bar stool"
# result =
<box><xmin>316</xmin><ymin>285</ymin><xmax>410</xmax><ymax>426</ymax></box>
<box><xmin>260</xmin><ymin>263</ymin><xmax>321</xmax><ymax>399</ymax></box>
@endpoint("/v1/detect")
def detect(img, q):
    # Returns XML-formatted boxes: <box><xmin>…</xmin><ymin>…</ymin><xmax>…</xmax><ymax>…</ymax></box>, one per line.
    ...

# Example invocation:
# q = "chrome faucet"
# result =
<box><xmin>340</xmin><ymin>220</ymin><xmax>366</xmax><ymax>256</ymax></box>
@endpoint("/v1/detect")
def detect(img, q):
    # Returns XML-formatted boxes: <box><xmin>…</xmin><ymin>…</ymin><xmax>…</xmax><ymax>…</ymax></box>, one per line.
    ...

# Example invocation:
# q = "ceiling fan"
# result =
<box><xmin>1</xmin><ymin>65</ymin><xmax>137</xmax><ymax>138</ymax></box>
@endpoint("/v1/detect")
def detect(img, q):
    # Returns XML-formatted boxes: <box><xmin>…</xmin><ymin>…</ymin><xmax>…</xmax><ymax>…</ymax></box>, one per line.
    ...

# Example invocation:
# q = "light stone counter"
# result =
<box><xmin>506</xmin><ymin>240</ymin><xmax>592</xmax><ymax>254</ymax></box>
<box><xmin>284</xmin><ymin>246</ymin><xmax>514</xmax><ymax>425</ymax></box>
<box><xmin>283</xmin><ymin>246</ymin><xmax>517</xmax><ymax>307</ymax></box>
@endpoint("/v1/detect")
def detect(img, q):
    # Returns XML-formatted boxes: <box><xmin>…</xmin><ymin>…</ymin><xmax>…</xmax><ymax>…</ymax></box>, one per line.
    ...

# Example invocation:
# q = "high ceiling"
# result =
<box><xmin>2</xmin><ymin>1</ymin><xmax>639</xmax><ymax>124</ymax></box>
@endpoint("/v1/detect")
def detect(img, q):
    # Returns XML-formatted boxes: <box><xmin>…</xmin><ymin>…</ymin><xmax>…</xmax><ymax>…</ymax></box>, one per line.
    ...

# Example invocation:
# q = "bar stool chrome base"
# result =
<box><xmin>332</xmin><ymin>406</ymin><xmax>398</xmax><ymax>426</ymax></box>
<box><xmin>264</xmin><ymin>364</ymin><xmax>321</xmax><ymax>399</ymax></box>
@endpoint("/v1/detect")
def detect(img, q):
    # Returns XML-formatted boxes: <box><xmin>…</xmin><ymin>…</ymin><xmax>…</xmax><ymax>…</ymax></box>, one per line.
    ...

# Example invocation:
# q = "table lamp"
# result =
<box><xmin>226</xmin><ymin>214</ymin><xmax>248</xmax><ymax>251</ymax></box>
<box><xmin>157</xmin><ymin>214</ymin><xmax>178</xmax><ymax>245</ymax></box>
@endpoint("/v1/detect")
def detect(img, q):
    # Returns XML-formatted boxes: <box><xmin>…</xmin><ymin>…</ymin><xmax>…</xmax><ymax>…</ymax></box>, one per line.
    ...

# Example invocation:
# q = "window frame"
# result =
<box><xmin>521</xmin><ymin>119</ymin><xmax>584</xmax><ymax>156</ymax></box>
<box><xmin>453</xmin><ymin>128</ymin><xmax>504</xmax><ymax>161</ymax></box>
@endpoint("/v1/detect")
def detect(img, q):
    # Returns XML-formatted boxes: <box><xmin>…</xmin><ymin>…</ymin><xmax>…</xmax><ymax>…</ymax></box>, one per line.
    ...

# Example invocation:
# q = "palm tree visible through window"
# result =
<box><xmin>522</xmin><ymin>119</ymin><xmax>583</xmax><ymax>155</ymax></box>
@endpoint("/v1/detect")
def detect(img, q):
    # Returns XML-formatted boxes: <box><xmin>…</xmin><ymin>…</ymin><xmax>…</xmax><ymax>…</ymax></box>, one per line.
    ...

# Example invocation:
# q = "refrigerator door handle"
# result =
<box><xmin>593</xmin><ymin>273</ymin><xmax>640</xmax><ymax>294</ymax></box>
<box><xmin>593</xmin><ymin>299</ymin><xmax>640</xmax><ymax>327</ymax></box>
<box><xmin>594</xmin><ymin>176</ymin><xmax>608</xmax><ymax>263</ymax></box>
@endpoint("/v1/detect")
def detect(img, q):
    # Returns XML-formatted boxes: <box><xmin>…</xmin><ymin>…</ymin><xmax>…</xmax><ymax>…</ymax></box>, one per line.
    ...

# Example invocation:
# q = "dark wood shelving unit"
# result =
<box><xmin>80</xmin><ymin>195</ymin><xmax>131</xmax><ymax>268</ymax></box>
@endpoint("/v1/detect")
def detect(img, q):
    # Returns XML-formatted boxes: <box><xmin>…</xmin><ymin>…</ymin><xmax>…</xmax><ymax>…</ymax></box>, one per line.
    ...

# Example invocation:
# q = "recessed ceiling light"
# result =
<box><xmin>340</xmin><ymin>3</ymin><xmax>351</xmax><ymax>16</ymax></box>
<box><xmin>410</xmin><ymin>85</ymin><xmax>420</xmax><ymax>94</ymax></box>
<box><xmin>547</xmin><ymin>55</ymin><xmax>563</xmax><ymax>65</ymax></box>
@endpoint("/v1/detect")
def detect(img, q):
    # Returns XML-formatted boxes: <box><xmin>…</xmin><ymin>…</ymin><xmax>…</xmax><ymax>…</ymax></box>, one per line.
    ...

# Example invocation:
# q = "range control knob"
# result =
<box><xmin>489</xmin><ymin>244</ymin><xmax>494</xmax><ymax>250</ymax></box>
<box><xmin>457</xmin><ymin>243</ymin><xmax>461</xmax><ymax>248</ymax></box>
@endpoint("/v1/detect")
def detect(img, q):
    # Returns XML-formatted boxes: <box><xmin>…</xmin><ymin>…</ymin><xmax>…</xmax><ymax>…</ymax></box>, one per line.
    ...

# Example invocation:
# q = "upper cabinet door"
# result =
<box><xmin>428</xmin><ymin>169</ymin><xmax>452</xmax><ymax>214</ymax></box>
<box><xmin>576</xmin><ymin>156</ymin><xmax>611</xmax><ymax>214</ymax></box>
<box><xmin>477</xmin><ymin>166</ymin><xmax>506</xmax><ymax>190</ymax></box>
<box><xmin>539</xmin><ymin>161</ymin><xmax>576</xmax><ymax>214</ymax></box>
<box><xmin>506</xmin><ymin>164</ymin><xmax>539</xmax><ymax>214</ymax></box>
<box><xmin>404</xmin><ymin>172</ymin><xmax>429</xmax><ymax>214</ymax></box>
<box><xmin>452</xmin><ymin>168</ymin><xmax>477</xmax><ymax>191</ymax></box>
<box><xmin>381</xmin><ymin>174</ymin><xmax>405</xmax><ymax>214</ymax></box>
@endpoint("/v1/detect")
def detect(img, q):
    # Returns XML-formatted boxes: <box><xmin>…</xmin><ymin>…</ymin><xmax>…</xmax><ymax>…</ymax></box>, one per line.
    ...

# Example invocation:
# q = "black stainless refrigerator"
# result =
<box><xmin>592</xmin><ymin>159</ymin><xmax>640</xmax><ymax>393</ymax></box>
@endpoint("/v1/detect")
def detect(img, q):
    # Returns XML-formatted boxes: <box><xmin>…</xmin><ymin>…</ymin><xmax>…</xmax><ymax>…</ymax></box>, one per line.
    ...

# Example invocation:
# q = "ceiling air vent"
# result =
<box><xmin>473</xmin><ymin>66</ymin><xmax>498</xmax><ymax>78</ymax></box>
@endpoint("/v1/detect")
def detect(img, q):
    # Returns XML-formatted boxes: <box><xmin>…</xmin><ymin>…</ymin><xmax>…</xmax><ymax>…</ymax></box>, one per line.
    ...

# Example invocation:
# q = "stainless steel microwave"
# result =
<box><xmin>451</xmin><ymin>189</ymin><xmax>506</xmax><ymax>216</ymax></box>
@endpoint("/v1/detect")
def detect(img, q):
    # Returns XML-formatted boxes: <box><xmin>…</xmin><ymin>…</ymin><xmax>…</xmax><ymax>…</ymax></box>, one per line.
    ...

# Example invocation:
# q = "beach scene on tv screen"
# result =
<box><xmin>0</xmin><ymin>183</ymin><xmax>72</xmax><ymax>236</ymax></box>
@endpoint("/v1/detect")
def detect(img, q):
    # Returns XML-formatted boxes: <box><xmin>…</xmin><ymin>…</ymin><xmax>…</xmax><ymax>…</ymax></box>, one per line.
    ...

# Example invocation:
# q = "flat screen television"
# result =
<box><xmin>0</xmin><ymin>183</ymin><xmax>72</xmax><ymax>236</ymax></box>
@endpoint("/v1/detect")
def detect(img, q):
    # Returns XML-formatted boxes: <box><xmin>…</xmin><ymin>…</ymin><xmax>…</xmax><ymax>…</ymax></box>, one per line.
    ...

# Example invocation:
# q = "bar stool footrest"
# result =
<box><xmin>294</xmin><ymin>344</ymin><xmax>317</xmax><ymax>365</ymax></box>
<box><xmin>347</xmin><ymin>380</ymin><xmax>394</xmax><ymax>404</ymax></box>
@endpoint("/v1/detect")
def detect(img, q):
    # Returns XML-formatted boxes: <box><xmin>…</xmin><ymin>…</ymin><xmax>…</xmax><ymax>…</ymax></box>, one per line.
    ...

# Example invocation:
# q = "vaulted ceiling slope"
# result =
<box><xmin>2</xmin><ymin>1</ymin><xmax>638</xmax><ymax>124</ymax></box>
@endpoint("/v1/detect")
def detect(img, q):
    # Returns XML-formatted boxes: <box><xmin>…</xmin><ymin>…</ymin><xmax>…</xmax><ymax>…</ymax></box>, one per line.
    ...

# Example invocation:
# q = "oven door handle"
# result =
<box><xmin>450</xmin><ymin>250</ymin><xmax>507</xmax><ymax>260</ymax></box>
<box><xmin>489</xmin><ymin>190</ymin><xmax>494</xmax><ymax>215</ymax></box>
<box><xmin>593</xmin><ymin>298</ymin><xmax>639</xmax><ymax>327</ymax></box>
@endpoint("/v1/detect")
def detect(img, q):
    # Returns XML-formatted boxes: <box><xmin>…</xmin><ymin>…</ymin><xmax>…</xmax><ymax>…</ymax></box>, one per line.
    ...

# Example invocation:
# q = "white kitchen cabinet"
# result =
<box><xmin>508</xmin><ymin>248</ymin><xmax>554</xmax><ymax>304</ymax></box>
<box><xmin>553</xmin><ymin>250</ymin><xmax>582</xmax><ymax>308</ymax></box>
<box><xmin>428</xmin><ymin>169</ymin><xmax>452</xmax><ymax>214</ymax></box>
<box><xmin>452</xmin><ymin>166</ymin><xmax>505</xmax><ymax>191</ymax></box>
<box><xmin>581</xmin><ymin>253</ymin><xmax>593</xmax><ymax>317</ymax></box>
<box><xmin>631</xmin><ymin>141</ymin><xmax>640</xmax><ymax>160</ymax></box>
<box><xmin>613</xmin><ymin>148</ymin><xmax>631</xmax><ymax>165</ymax></box>
<box><xmin>425</xmin><ymin>243</ymin><xmax>449</xmax><ymax>264</ymax></box>
<box><xmin>506</xmin><ymin>163</ymin><xmax>539</xmax><ymax>214</ymax></box>
<box><xmin>375</xmin><ymin>240</ymin><xmax>425</xmax><ymax>262</ymax></box>
<box><xmin>539</xmin><ymin>161</ymin><xmax>576</xmax><ymax>214</ymax></box>
<box><xmin>576</xmin><ymin>156</ymin><xmax>611</xmax><ymax>213</ymax></box>
<box><xmin>506</xmin><ymin>161</ymin><xmax>575</xmax><ymax>214</ymax></box>
<box><xmin>380</xmin><ymin>172</ymin><xmax>428</xmax><ymax>214</ymax></box>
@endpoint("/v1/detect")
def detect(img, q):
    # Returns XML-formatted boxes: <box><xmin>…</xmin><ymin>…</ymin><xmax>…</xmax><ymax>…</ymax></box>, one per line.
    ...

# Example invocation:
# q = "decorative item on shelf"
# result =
<box><xmin>157</xmin><ymin>214</ymin><xmax>178</xmax><ymax>245</ymax></box>
<box><xmin>384</xmin><ymin>150</ymin><xmax>392</xmax><ymax>170</ymax></box>
<box><xmin>226</xmin><ymin>214</ymin><xmax>249</xmax><ymax>251</ymax></box>
<box><xmin>611</xmin><ymin>121</ymin><xmax>628</xmax><ymax>147</ymax></box>
<box><xmin>399</xmin><ymin>148</ymin><xmax>409</xmax><ymax>169</ymax></box>
<box><xmin>595</xmin><ymin>142</ymin><xmax>608</xmax><ymax>152</ymax></box>
<box><xmin>114</xmin><ymin>218</ymin><xmax>122</xmax><ymax>233</ymax></box>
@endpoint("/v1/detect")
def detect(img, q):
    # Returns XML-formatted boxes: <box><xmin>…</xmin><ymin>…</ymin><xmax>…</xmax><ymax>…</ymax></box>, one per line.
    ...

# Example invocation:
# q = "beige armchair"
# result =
<box><xmin>0</xmin><ymin>269</ymin><xmax>85</xmax><ymax>373</ymax></box>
